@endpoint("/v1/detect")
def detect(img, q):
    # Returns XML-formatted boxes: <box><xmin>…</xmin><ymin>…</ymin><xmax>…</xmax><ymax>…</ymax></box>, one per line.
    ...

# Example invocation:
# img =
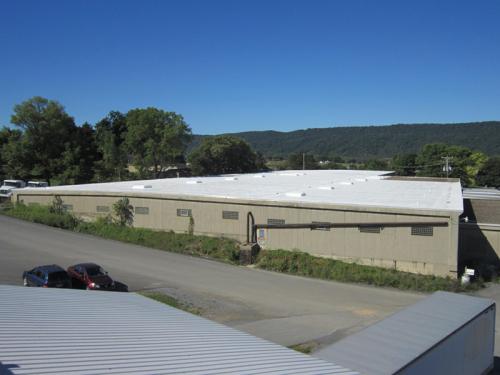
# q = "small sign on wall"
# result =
<box><xmin>257</xmin><ymin>228</ymin><xmax>267</xmax><ymax>248</ymax></box>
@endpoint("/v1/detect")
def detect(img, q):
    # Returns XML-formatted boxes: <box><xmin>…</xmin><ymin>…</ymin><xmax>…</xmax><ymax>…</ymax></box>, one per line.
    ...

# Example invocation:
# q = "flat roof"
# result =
<box><xmin>0</xmin><ymin>285</ymin><xmax>356</xmax><ymax>375</ymax></box>
<box><xmin>22</xmin><ymin>170</ymin><xmax>463</xmax><ymax>213</ymax></box>
<box><xmin>314</xmin><ymin>291</ymin><xmax>495</xmax><ymax>375</ymax></box>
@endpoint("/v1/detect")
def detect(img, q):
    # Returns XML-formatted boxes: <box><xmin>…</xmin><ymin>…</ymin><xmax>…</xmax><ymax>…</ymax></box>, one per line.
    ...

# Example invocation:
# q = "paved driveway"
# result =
<box><xmin>0</xmin><ymin>215</ymin><xmax>463</xmax><ymax>350</ymax></box>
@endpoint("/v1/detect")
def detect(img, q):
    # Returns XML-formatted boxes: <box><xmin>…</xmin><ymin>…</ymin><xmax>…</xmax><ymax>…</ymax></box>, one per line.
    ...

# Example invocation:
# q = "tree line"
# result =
<box><xmin>0</xmin><ymin>97</ymin><xmax>263</xmax><ymax>185</ymax></box>
<box><xmin>190</xmin><ymin>121</ymin><xmax>500</xmax><ymax>159</ymax></box>
<box><xmin>277</xmin><ymin>145</ymin><xmax>500</xmax><ymax>187</ymax></box>
<box><xmin>1</xmin><ymin>96</ymin><xmax>499</xmax><ymax>188</ymax></box>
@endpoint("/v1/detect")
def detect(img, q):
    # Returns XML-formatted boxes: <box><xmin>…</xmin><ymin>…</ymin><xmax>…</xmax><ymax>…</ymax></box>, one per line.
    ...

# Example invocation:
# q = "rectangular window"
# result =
<box><xmin>62</xmin><ymin>204</ymin><xmax>73</xmax><ymax>212</ymax></box>
<box><xmin>411</xmin><ymin>226</ymin><xmax>433</xmax><ymax>236</ymax></box>
<box><xmin>135</xmin><ymin>206</ymin><xmax>149</xmax><ymax>215</ymax></box>
<box><xmin>222</xmin><ymin>211</ymin><xmax>239</xmax><ymax>220</ymax></box>
<box><xmin>267</xmin><ymin>218</ymin><xmax>285</xmax><ymax>225</ymax></box>
<box><xmin>177</xmin><ymin>208</ymin><xmax>192</xmax><ymax>217</ymax></box>
<box><xmin>96</xmin><ymin>205</ymin><xmax>109</xmax><ymax>213</ymax></box>
<box><xmin>312</xmin><ymin>221</ymin><xmax>330</xmax><ymax>231</ymax></box>
<box><xmin>358</xmin><ymin>226</ymin><xmax>381</xmax><ymax>234</ymax></box>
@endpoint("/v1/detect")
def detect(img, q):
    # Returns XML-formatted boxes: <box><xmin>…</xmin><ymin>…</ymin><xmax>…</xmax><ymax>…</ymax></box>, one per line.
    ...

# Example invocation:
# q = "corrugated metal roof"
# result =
<box><xmin>463</xmin><ymin>188</ymin><xmax>500</xmax><ymax>200</ymax></box>
<box><xmin>18</xmin><ymin>170</ymin><xmax>463</xmax><ymax>212</ymax></box>
<box><xmin>0</xmin><ymin>285</ymin><xmax>357</xmax><ymax>375</ymax></box>
<box><xmin>313</xmin><ymin>291</ymin><xmax>494</xmax><ymax>375</ymax></box>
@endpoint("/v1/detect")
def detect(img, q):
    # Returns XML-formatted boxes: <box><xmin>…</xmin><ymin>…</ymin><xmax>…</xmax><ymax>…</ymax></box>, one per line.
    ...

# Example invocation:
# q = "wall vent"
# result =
<box><xmin>359</xmin><ymin>226</ymin><xmax>381</xmax><ymax>234</ymax></box>
<box><xmin>267</xmin><ymin>218</ymin><xmax>285</xmax><ymax>225</ymax></box>
<box><xmin>222</xmin><ymin>211</ymin><xmax>239</xmax><ymax>220</ymax></box>
<box><xmin>411</xmin><ymin>226</ymin><xmax>434</xmax><ymax>236</ymax></box>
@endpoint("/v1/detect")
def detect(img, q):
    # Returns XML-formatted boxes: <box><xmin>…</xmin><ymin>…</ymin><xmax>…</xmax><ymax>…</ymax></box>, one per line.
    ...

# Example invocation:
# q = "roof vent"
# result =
<box><xmin>253</xmin><ymin>174</ymin><xmax>266</xmax><ymax>178</ymax></box>
<box><xmin>355</xmin><ymin>178</ymin><xmax>368</xmax><ymax>182</ymax></box>
<box><xmin>285</xmin><ymin>192</ymin><xmax>306</xmax><ymax>197</ymax></box>
<box><xmin>186</xmin><ymin>180</ymin><xmax>203</xmax><ymax>184</ymax></box>
<box><xmin>132</xmin><ymin>184</ymin><xmax>152</xmax><ymax>189</ymax></box>
<box><xmin>318</xmin><ymin>186</ymin><xmax>335</xmax><ymax>190</ymax></box>
<box><xmin>224</xmin><ymin>177</ymin><xmax>239</xmax><ymax>181</ymax></box>
<box><xmin>339</xmin><ymin>181</ymin><xmax>354</xmax><ymax>185</ymax></box>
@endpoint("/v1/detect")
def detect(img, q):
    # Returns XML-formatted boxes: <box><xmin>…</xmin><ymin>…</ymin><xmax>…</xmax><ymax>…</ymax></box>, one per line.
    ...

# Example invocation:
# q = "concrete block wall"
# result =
<box><xmin>14</xmin><ymin>192</ymin><xmax>458</xmax><ymax>277</ymax></box>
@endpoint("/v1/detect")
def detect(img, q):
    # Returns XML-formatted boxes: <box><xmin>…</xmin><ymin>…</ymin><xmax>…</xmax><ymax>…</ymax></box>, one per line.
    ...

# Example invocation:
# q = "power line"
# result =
<box><xmin>441</xmin><ymin>156</ymin><xmax>453</xmax><ymax>178</ymax></box>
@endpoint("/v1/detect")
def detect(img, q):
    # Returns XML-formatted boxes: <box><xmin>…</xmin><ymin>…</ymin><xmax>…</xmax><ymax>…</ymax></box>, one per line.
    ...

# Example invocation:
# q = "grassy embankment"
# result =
<box><xmin>0</xmin><ymin>203</ymin><xmax>239</xmax><ymax>263</ymax></box>
<box><xmin>0</xmin><ymin>203</ymin><xmax>481</xmax><ymax>293</ymax></box>
<box><xmin>138</xmin><ymin>291</ymin><xmax>201</xmax><ymax>315</ymax></box>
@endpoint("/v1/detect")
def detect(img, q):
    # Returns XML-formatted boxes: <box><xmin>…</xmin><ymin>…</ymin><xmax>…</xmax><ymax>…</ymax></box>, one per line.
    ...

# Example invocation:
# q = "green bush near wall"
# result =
<box><xmin>76</xmin><ymin>218</ymin><xmax>240</xmax><ymax>263</ymax></box>
<box><xmin>2</xmin><ymin>203</ymin><xmax>79</xmax><ymax>230</ymax></box>
<box><xmin>255</xmin><ymin>249</ymin><xmax>482</xmax><ymax>293</ymax></box>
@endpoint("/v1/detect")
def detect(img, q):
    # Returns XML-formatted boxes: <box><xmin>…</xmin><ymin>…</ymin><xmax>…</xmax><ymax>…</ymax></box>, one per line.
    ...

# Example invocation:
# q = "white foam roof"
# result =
<box><xmin>35</xmin><ymin>170</ymin><xmax>463</xmax><ymax>213</ymax></box>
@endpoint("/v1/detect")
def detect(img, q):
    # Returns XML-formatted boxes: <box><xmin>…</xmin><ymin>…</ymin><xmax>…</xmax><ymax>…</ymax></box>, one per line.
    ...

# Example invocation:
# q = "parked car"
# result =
<box><xmin>0</xmin><ymin>179</ymin><xmax>26</xmax><ymax>198</ymax></box>
<box><xmin>22</xmin><ymin>265</ymin><xmax>72</xmax><ymax>288</ymax></box>
<box><xmin>27</xmin><ymin>181</ymin><xmax>49</xmax><ymax>188</ymax></box>
<box><xmin>67</xmin><ymin>263</ymin><xmax>127</xmax><ymax>291</ymax></box>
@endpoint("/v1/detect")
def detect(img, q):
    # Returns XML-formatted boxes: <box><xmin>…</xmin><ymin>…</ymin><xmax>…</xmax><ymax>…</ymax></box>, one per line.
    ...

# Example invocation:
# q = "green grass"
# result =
<box><xmin>288</xmin><ymin>342</ymin><xmax>317</xmax><ymax>354</ymax></box>
<box><xmin>76</xmin><ymin>219</ymin><xmax>240</xmax><ymax>264</ymax></box>
<box><xmin>1</xmin><ymin>202</ymin><xmax>79</xmax><ymax>230</ymax></box>
<box><xmin>138</xmin><ymin>291</ymin><xmax>201</xmax><ymax>315</ymax></box>
<box><xmin>255</xmin><ymin>249</ymin><xmax>483</xmax><ymax>293</ymax></box>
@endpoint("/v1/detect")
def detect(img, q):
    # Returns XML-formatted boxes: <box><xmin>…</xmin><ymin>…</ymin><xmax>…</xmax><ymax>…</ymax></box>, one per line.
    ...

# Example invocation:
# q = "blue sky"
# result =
<box><xmin>1</xmin><ymin>0</ymin><xmax>499</xmax><ymax>134</ymax></box>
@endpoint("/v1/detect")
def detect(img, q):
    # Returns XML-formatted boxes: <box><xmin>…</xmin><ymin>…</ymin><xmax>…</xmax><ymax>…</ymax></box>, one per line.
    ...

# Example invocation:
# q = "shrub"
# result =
<box><xmin>255</xmin><ymin>249</ymin><xmax>482</xmax><ymax>293</ymax></box>
<box><xmin>113</xmin><ymin>197</ymin><xmax>134</xmax><ymax>226</ymax></box>
<box><xmin>3</xmin><ymin>203</ymin><xmax>79</xmax><ymax>230</ymax></box>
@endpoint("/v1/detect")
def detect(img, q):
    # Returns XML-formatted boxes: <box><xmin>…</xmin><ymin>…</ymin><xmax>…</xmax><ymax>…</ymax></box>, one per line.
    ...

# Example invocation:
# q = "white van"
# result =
<box><xmin>0</xmin><ymin>179</ymin><xmax>26</xmax><ymax>198</ymax></box>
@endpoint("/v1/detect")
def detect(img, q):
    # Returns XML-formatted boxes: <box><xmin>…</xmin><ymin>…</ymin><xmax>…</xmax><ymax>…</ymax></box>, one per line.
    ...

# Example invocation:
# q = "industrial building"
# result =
<box><xmin>0</xmin><ymin>285</ymin><xmax>356</xmax><ymax>374</ymax></box>
<box><xmin>460</xmin><ymin>188</ymin><xmax>500</xmax><ymax>273</ymax></box>
<box><xmin>314</xmin><ymin>291</ymin><xmax>495</xmax><ymax>375</ymax></box>
<box><xmin>12</xmin><ymin>170</ymin><xmax>463</xmax><ymax>277</ymax></box>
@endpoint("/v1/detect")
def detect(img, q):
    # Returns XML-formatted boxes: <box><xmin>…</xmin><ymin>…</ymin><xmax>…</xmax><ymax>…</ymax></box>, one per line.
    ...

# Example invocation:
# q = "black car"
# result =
<box><xmin>22</xmin><ymin>264</ymin><xmax>72</xmax><ymax>288</ymax></box>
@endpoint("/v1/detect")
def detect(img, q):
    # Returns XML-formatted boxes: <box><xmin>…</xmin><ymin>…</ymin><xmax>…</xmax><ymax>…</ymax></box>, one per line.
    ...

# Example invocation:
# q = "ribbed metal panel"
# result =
<box><xmin>314</xmin><ymin>291</ymin><xmax>495</xmax><ymax>375</ymax></box>
<box><xmin>0</xmin><ymin>285</ymin><xmax>357</xmax><ymax>375</ymax></box>
<box><xmin>463</xmin><ymin>188</ymin><xmax>500</xmax><ymax>200</ymax></box>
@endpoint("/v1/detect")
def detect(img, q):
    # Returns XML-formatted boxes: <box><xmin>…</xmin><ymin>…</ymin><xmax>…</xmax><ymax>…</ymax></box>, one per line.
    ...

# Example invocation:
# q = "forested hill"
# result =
<box><xmin>190</xmin><ymin>121</ymin><xmax>500</xmax><ymax>159</ymax></box>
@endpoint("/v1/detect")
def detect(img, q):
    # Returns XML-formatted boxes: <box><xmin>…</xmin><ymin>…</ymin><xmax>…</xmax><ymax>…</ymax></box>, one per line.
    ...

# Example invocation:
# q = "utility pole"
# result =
<box><xmin>442</xmin><ymin>156</ymin><xmax>452</xmax><ymax>178</ymax></box>
<box><xmin>302</xmin><ymin>153</ymin><xmax>305</xmax><ymax>170</ymax></box>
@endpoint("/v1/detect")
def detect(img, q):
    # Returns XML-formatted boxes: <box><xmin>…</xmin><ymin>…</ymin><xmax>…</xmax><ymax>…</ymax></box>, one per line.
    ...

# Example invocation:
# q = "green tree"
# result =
<box><xmin>55</xmin><ymin>123</ymin><xmax>99</xmax><ymax>185</ymax></box>
<box><xmin>477</xmin><ymin>157</ymin><xmax>500</xmax><ymax>187</ymax></box>
<box><xmin>0</xmin><ymin>127</ymin><xmax>26</xmax><ymax>180</ymax></box>
<box><xmin>95</xmin><ymin>111</ymin><xmax>129</xmax><ymax>181</ymax></box>
<box><xmin>464</xmin><ymin>151</ymin><xmax>488</xmax><ymax>186</ymax></box>
<box><xmin>415</xmin><ymin>143</ymin><xmax>450</xmax><ymax>177</ymax></box>
<box><xmin>391</xmin><ymin>153</ymin><xmax>417</xmax><ymax>176</ymax></box>
<box><xmin>362</xmin><ymin>159</ymin><xmax>389</xmax><ymax>171</ymax></box>
<box><xmin>416</xmin><ymin>143</ymin><xmax>486</xmax><ymax>186</ymax></box>
<box><xmin>125</xmin><ymin>107</ymin><xmax>192</xmax><ymax>178</ymax></box>
<box><xmin>113</xmin><ymin>197</ymin><xmax>134</xmax><ymax>226</ymax></box>
<box><xmin>10</xmin><ymin>97</ymin><xmax>80</xmax><ymax>184</ymax></box>
<box><xmin>188</xmin><ymin>135</ymin><xmax>259</xmax><ymax>175</ymax></box>
<box><xmin>286</xmin><ymin>153</ymin><xmax>318</xmax><ymax>170</ymax></box>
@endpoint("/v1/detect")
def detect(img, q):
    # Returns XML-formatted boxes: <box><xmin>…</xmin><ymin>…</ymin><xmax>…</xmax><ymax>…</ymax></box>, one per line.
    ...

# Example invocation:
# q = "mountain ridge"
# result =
<box><xmin>189</xmin><ymin>121</ymin><xmax>500</xmax><ymax>160</ymax></box>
